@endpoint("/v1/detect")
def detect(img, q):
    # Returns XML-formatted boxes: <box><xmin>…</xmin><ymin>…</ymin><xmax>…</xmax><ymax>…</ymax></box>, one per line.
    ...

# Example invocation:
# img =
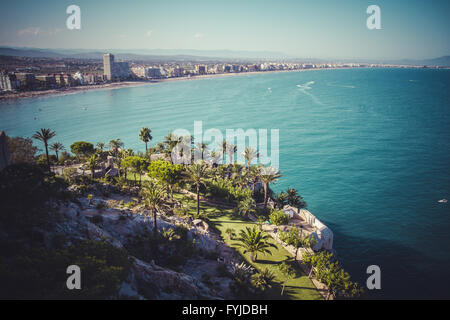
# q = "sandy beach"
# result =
<box><xmin>0</xmin><ymin>68</ymin><xmax>343</xmax><ymax>102</ymax></box>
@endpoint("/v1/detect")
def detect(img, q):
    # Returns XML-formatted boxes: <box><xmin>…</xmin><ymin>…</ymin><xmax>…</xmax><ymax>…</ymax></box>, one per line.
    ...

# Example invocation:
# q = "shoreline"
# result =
<box><xmin>0</xmin><ymin>66</ymin><xmax>442</xmax><ymax>102</ymax></box>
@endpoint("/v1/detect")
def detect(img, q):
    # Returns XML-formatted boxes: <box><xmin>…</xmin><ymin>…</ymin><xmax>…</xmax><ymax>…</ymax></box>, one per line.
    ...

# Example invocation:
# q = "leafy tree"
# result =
<box><xmin>50</xmin><ymin>142</ymin><xmax>65</xmax><ymax>161</ymax></box>
<box><xmin>32</xmin><ymin>128</ymin><xmax>56</xmax><ymax>168</ymax></box>
<box><xmin>185</xmin><ymin>161</ymin><xmax>209</xmax><ymax>217</ymax></box>
<box><xmin>235</xmin><ymin>226</ymin><xmax>277</xmax><ymax>262</ymax></box>
<box><xmin>139</xmin><ymin>127</ymin><xmax>153</xmax><ymax>153</ymax></box>
<box><xmin>269</xmin><ymin>209</ymin><xmax>289</xmax><ymax>226</ymax></box>
<box><xmin>279</xmin><ymin>262</ymin><xmax>297</xmax><ymax>296</ymax></box>
<box><xmin>121</xmin><ymin>156</ymin><xmax>149</xmax><ymax>185</ymax></box>
<box><xmin>6</xmin><ymin>136</ymin><xmax>38</xmax><ymax>164</ymax></box>
<box><xmin>302</xmin><ymin>251</ymin><xmax>362</xmax><ymax>300</ymax></box>
<box><xmin>70</xmin><ymin>141</ymin><xmax>94</xmax><ymax>160</ymax></box>
<box><xmin>147</xmin><ymin>160</ymin><xmax>183</xmax><ymax>202</ymax></box>
<box><xmin>141</xmin><ymin>181</ymin><xmax>167</xmax><ymax>236</ymax></box>
<box><xmin>259</xmin><ymin>166</ymin><xmax>282</xmax><ymax>208</ymax></box>
<box><xmin>280</xmin><ymin>226</ymin><xmax>317</xmax><ymax>258</ymax></box>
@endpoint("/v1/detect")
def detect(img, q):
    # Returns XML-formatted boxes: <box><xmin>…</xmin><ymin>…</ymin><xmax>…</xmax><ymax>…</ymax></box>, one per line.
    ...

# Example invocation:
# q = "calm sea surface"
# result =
<box><xmin>1</xmin><ymin>68</ymin><xmax>449</xmax><ymax>298</ymax></box>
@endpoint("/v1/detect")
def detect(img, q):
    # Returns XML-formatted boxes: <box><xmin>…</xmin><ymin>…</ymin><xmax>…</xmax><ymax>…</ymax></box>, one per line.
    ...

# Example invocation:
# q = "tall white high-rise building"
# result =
<box><xmin>103</xmin><ymin>53</ymin><xmax>115</xmax><ymax>81</ymax></box>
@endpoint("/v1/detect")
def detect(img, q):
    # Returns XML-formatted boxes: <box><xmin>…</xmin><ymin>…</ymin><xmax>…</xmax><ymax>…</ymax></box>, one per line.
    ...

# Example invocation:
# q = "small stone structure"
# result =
<box><xmin>0</xmin><ymin>131</ymin><xmax>11</xmax><ymax>171</ymax></box>
<box><xmin>283</xmin><ymin>206</ymin><xmax>334</xmax><ymax>251</ymax></box>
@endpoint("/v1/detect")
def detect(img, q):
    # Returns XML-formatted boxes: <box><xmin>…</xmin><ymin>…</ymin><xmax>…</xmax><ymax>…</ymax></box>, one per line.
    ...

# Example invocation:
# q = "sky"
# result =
<box><xmin>0</xmin><ymin>0</ymin><xmax>449</xmax><ymax>60</ymax></box>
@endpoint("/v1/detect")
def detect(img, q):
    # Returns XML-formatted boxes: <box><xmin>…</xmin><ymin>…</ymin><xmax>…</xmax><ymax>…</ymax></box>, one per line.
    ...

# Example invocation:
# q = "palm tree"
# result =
<box><xmin>141</xmin><ymin>181</ymin><xmax>167</xmax><ymax>237</ymax></box>
<box><xmin>236</xmin><ymin>196</ymin><xmax>256</xmax><ymax>218</ymax></box>
<box><xmin>221</xmin><ymin>139</ymin><xmax>228</xmax><ymax>165</ymax></box>
<box><xmin>259</xmin><ymin>166</ymin><xmax>282</xmax><ymax>208</ymax></box>
<box><xmin>225</xmin><ymin>228</ymin><xmax>236</xmax><ymax>240</ymax></box>
<box><xmin>32</xmin><ymin>128</ymin><xmax>56</xmax><ymax>168</ymax></box>
<box><xmin>235</xmin><ymin>226</ymin><xmax>277</xmax><ymax>262</ymax></box>
<box><xmin>185</xmin><ymin>161</ymin><xmax>209</xmax><ymax>217</ymax></box>
<box><xmin>286</xmin><ymin>188</ymin><xmax>307</xmax><ymax>210</ymax></box>
<box><xmin>226</xmin><ymin>143</ymin><xmax>237</xmax><ymax>165</ymax></box>
<box><xmin>243</xmin><ymin>147</ymin><xmax>259</xmax><ymax>169</ymax></box>
<box><xmin>109</xmin><ymin>139</ymin><xmax>124</xmax><ymax>157</ymax></box>
<box><xmin>256</xmin><ymin>216</ymin><xmax>266</xmax><ymax>231</ymax></box>
<box><xmin>96</xmin><ymin>142</ymin><xmax>105</xmax><ymax>153</ymax></box>
<box><xmin>251</xmin><ymin>269</ymin><xmax>276</xmax><ymax>292</ymax></box>
<box><xmin>139</xmin><ymin>127</ymin><xmax>153</xmax><ymax>153</ymax></box>
<box><xmin>248</xmin><ymin>164</ymin><xmax>262</xmax><ymax>193</ymax></box>
<box><xmin>273</xmin><ymin>191</ymin><xmax>288</xmax><ymax>209</ymax></box>
<box><xmin>87</xmin><ymin>153</ymin><xmax>98</xmax><ymax>178</ymax></box>
<box><xmin>50</xmin><ymin>142</ymin><xmax>65</xmax><ymax>161</ymax></box>
<box><xmin>194</xmin><ymin>142</ymin><xmax>209</xmax><ymax>161</ymax></box>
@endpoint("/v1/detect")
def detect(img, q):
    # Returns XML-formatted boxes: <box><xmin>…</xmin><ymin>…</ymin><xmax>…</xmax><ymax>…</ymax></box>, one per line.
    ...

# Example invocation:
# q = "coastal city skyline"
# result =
<box><xmin>0</xmin><ymin>0</ymin><xmax>449</xmax><ymax>60</ymax></box>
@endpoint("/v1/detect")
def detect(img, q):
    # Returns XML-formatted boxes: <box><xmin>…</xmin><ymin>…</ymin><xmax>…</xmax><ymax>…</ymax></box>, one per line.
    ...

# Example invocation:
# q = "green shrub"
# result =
<box><xmin>269</xmin><ymin>209</ymin><xmax>289</xmax><ymax>226</ymax></box>
<box><xmin>0</xmin><ymin>239</ymin><xmax>131</xmax><ymax>299</ymax></box>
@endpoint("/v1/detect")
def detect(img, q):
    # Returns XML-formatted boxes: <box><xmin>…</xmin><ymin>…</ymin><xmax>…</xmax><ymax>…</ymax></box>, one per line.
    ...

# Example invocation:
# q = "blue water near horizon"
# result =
<box><xmin>1</xmin><ymin>68</ymin><xmax>449</xmax><ymax>299</ymax></box>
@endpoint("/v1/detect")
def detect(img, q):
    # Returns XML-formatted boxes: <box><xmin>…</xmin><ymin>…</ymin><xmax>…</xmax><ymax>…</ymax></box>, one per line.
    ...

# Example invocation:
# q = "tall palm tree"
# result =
<box><xmin>96</xmin><ymin>142</ymin><xmax>105</xmax><ymax>153</ymax></box>
<box><xmin>32</xmin><ymin>128</ymin><xmax>56</xmax><ymax>168</ymax></box>
<box><xmin>243</xmin><ymin>147</ymin><xmax>259</xmax><ymax>169</ymax></box>
<box><xmin>235</xmin><ymin>226</ymin><xmax>277</xmax><ymax>262</ymax></box>
<box><xmin>109</xmin><ymin>139</ymin><xmax>124</xmax><ymax>157</ymax></box>
<box><xmin>221</xmin><ymin>139</ymin><xmax>228</xmax><ymax>165</ymax></box>
<box><xmin>139</xmin><ymin>127</ymin><xmax>152</xmax><ymax>153</ymax></box>
<box><xmin>248</xmin><ymin>164</ymin><xmax>262</xmax><ymax>193</ymax></box>
<box><xmin>259</xmin><ymin>166</ymin><xmax>282</xmax><ymax>208</ymax></box>
<box><xmin>141</xmin><ymin>181</ymin><xmax>167</xmax><ymax>237</ymax></box>
<box><xmin>87</xmin><ymin>153</ymin><xmax>98</xmax><ymax>178</ymax></box>
<box><xmin>194</xmin><ymin>142</ymin><xmax>209</xmax><ymax>161</ymax></box>
<box><xmin>50</xmin><ymin>142</ymin><xmax>64</xmax><ymax>161</ymax></box>
<box><xmin>226</xmin><ymin>143</ymin><xmax>237</xmax><ymax>165</ymax></box>
<box><xmin>185</xmin><ymin>161</ymin><xmax>209</xmax><ymax>217</ymax></box>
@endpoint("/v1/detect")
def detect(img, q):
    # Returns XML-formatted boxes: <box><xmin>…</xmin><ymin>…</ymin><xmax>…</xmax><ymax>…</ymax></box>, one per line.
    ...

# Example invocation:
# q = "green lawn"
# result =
<box><xmin>174</xmin><ymin>192</ymin><xmax>323</xmax><ymax>300</ymax></box>
<box><xmin>125</xmin><ymin>172</ymin><xmax>150</xmax><ymax>183</ymax></box>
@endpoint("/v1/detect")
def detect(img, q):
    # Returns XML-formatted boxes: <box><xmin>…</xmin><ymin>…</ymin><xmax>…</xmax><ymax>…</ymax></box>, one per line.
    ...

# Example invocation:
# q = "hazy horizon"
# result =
<box><xmin>0</xmin><ymin>0</ymin><xmax>449</xmax><ymax>61</ymax></box>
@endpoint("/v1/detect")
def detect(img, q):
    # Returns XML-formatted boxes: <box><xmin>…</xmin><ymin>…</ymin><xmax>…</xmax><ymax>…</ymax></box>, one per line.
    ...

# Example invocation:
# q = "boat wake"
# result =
<box><xmin>296</xmin><ymin>81</ymin><xmax>324</xmax><ymax>105</ymax></box>
<box><xmin>327</xmin><ymin>82</ymin><xmax>356</xmax><ymax>89</ymax></box>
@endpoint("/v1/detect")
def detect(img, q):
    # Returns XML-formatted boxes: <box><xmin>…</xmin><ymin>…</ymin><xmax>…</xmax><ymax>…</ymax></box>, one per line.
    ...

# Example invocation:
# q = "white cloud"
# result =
<box><xmin>146</xmin><ymin>30</ymin><xmax>153</xmax><ymax>37</ymax></box>
<box><xmin>194</xmin><ymin>33</ymin><xmax>203</xmax><ymax>39</ymax></box>
<box><xmin>17</xmin><ymin>27</ymin><xmax>41</xmax><ymax>36</ymax></box>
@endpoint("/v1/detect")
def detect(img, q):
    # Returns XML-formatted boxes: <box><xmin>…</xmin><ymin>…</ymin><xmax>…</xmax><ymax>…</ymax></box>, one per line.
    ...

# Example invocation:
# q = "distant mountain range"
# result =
<box><xmin>0</xmin><ymin>46</ymin><xmax>449</xmax><ymax>66</ymax></box>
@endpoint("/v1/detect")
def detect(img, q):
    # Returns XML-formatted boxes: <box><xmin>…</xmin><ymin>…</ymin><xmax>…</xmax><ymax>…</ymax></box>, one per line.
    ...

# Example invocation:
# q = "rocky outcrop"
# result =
<box><xmin>52</xmin><ymin>195</ymin><xmax>231</xmax><ymax>300</ymax></box>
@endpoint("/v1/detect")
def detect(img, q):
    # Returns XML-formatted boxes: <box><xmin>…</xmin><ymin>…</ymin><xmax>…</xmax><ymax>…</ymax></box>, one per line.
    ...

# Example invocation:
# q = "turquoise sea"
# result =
<box><xmin>1</xmin><ymin>68</ymin><xmax>449</xmax><ymax>299</ymax></box>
